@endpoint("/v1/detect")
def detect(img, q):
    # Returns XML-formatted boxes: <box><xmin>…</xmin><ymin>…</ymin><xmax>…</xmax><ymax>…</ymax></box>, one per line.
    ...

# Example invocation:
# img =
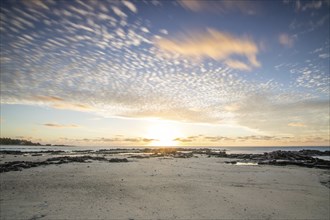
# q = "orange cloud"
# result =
<box><xmin>43</xmin><ymin>123</ymin><xmax>80</xmax><ymax>128</ymax></box>
<box><xmin>33</xmin><ymin>95</ymin><xmax>92</xmax><ymax>111</ymax></box>
<box><xmin>224</xmin><ymin>60</ymin><xmax>252</xmax><ymax>71</ymax></box>
<box><xmin>288</xmin><ymin>122</ymin><xmax>307</xmax><ymax>127</ymax></box>
<box><xmin>52</xmin><ymin>103</ymin><xmax>91</xmax><ymax>110</ymax></box>
<box><xmin>155</xmin><ymin>28</ymin><xmax>261</xmax><ymax>71</ymax></box>
<box><xmin>72</xmin><ymin>137</ymin><xmax>157</xmax><ymax>144</ymax></box>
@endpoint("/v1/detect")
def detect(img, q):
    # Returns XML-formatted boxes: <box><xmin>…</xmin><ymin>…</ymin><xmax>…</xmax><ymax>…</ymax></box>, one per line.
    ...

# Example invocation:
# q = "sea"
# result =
<box><xmin>4</xmin><ymin>145</ymin><xmax>328</xmax><ymax>161</ymax></box>
<box><xmin>1</xmin><ymin>145</ymin><xmax>329</xmax><ymax>154</ymax></box>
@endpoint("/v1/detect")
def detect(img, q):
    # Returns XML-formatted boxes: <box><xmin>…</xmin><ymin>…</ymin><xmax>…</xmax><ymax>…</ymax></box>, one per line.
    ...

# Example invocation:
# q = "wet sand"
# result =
<box><xmin>0</xmin><ymin>153</ymin><xmax>329</xmax><ymax>219</ymax></box>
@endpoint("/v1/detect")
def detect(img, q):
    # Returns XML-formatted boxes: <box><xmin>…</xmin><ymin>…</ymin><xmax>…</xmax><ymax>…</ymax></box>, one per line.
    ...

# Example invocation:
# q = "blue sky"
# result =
<box><xmin>0</xmin><ymin>0</ymin><xmax>329</xmax><ymax>146</ymax></box>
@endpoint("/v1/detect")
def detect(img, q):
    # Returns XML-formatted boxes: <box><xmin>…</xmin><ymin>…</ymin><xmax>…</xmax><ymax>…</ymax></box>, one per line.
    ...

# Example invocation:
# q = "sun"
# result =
<box><xmin>146</xmin><ymin>122</ymin><xmax>182</xmax><ymax>147</ymax></box>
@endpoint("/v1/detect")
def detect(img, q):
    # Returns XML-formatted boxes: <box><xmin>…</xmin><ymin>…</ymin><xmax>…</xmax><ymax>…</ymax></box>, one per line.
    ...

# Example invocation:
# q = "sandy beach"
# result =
<box><xmin>0</xmin><ymin>152</ymin><xmax>329</xmax><ymax>220</ymax></box>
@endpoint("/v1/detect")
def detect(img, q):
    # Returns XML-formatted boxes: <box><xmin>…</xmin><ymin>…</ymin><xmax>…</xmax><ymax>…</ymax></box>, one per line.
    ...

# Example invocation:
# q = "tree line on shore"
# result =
<box><xmin>0</xmin><ymin>138</ymin><xmax>41</xmax><ymax>146</ymax></box>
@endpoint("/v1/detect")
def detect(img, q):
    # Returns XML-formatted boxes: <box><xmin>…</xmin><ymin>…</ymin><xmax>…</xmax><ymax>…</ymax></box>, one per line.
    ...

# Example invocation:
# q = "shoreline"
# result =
<box><xmin>1</xmin><ymin>148</ymin><xmax>329</xmax><ymax>172</ymax></box>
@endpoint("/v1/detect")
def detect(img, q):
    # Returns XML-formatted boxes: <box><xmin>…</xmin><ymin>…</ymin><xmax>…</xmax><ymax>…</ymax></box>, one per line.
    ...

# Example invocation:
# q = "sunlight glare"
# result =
<box><xmin>147</xmin><ymin>122</ymin><xmax>182</xmax><ymax>146</ymax></box>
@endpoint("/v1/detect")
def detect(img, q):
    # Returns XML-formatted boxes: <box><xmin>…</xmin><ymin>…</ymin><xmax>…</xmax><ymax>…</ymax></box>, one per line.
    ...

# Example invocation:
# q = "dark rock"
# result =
<box><xmin>128</xmin><ymin>155</ymin><xmax>150</xmax><ymax>159</ymax></box>
<box><xmin>225</xmin><ymin>161</ymin><xmax>237</xmax><ymax>164</ymax></box>
<box><xmin>173</xmin><ymin>153</ymin><xmax>193</xmax><ymax>158</ymax></box>
<box><xmin>224</xmin><ymin>150</ymin><xmax>330</xmax><ymax>169</ymax></box>
<box><xmin>109</xmin><ymin>158</ymin><xmax>128</xmax><ymax>163</ymax></box>
<box><xmin>0</xmin><ymin>156</ymin><xmax>129</xmax><ymax>173</ymax></box>
<box><xmin>299</xmin><ymin>149</ymin><xmax>330</xmax><ymax>156</ymax></box>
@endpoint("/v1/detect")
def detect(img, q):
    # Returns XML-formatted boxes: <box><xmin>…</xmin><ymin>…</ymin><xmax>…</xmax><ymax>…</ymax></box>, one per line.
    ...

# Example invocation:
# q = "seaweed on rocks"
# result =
<box><xmin>0</xmin><ymin>150</ymin><xmax>66</xmax><ymax>155</ymax></box>
<box><xmin>222</xmin><ymin>150</ymin><xmax>330</xmax><ymax>169</ymax></box>
<box><xmin>0</xmin><ymin>156</ymin><xmax>129</xmax><ymax>173</ymax></box>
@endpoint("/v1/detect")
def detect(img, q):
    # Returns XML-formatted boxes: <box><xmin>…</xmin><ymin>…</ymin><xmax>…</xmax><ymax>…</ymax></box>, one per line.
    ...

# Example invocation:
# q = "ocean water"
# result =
<box><xmin>0</xmin><ymin>145</ymin><xmax>329</xmax><ymax>154</ymax></box>
<box><xmin>1</xmin><ymin>145</ymin><xmax>329</xmax><ymax>161</ymax></box>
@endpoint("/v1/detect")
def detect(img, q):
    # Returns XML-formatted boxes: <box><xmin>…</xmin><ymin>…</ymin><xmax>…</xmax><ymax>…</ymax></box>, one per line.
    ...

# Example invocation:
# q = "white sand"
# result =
<box><xmin>0</xmin><ymin>155</ymin><xmax>329</xmax><ymax>219</ymax></box>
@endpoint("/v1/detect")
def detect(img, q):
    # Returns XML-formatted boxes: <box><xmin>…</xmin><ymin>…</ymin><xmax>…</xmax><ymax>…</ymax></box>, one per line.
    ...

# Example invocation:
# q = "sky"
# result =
<box><xmin>0</xmin><ymin>0</ymin><xmax>329</xmax><ymax>147</ymax></box>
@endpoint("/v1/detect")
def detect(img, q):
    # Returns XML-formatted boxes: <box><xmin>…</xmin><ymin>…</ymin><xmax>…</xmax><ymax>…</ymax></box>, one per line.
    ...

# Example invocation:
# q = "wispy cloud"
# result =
<box><xmin>295</xmin><ymin>0</ymin><xmax>326</xmax><ymax>12</ymax></box>
<box><xmin>23</xmin><ymin>0</ymin><xmax>50</xmax><ymax>10</ymax></box>
<box><xmin>224</xmin><ymin>60</ymin><xmax>253</xmax><ymax>71</ymax></box>
<box><xmin>174</xmin><ymin>134</ymin><xmax>329</xmax><ymax>146</ymax></box>
<box><xmin>34</xmin><ymin>96</ymin><xmax>65</xmax><ymax>102</ymax></box>
<box><xmin>179</xmin><ymin>0</ymin><xmax>260</xmax><ymax>15</ymax></box>
<box><xmin>319</xmin><ymin>53</ymin><xmax>330</xmax><ymax>59</ymax></box>
<box><xmin>112</xmin><ymin>6</ymin><xmax>127</xmax><ymax>18</ymax></box>
<box><xmin>33</xmin><ymin>96</ymin><xmax>92</xmax><ymax>111</ymax></box>
<box><xmin>59</xmin><ymin>136</ymin><xmax>157</xmax><ymax>145</ymax></box>
<box><xmin>123</xmin><ymin>1</ymin><xmax>137</xmax><ymax>13</ymax></box>
<box><xmin>278</xmin><ymin>33</ymin><xmax>295</xmax><ymax>47</ymax></box>
<box><xmin>155</xmin><ymin>28</ymin><xmax>261</xmax><ymax>71</ymax></box>
<box><xmin>288</xmin><ymin>122</ymin><xmax>307</xmax><ymax>127</ymax></box>
<box><xmin>43</xmin><ymin>123</ymin><xmax>81</xmax><ymax>128</ymax></box>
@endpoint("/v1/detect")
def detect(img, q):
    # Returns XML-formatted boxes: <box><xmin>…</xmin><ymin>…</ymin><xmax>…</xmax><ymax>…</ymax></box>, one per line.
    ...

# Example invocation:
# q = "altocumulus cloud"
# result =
<box><xmin>155</xmin><ymin>28</ymin><xmax>261</xmax><ymax>71</ymax></box>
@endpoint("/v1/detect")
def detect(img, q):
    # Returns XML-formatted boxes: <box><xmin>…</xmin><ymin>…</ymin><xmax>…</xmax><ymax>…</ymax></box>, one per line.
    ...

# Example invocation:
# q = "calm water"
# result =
<box><xmin>1</xmin><ymin>145</ymin><xmax>329</xmax><ymax>161</ymax></box>
<box><xmin>0</xmin><ymin>145</ymin><xmax>329</xmax><ymax>154</ymax></box>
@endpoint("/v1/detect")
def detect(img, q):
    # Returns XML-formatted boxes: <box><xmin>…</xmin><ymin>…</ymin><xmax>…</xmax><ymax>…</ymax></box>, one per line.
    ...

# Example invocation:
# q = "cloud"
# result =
<box><xmin>203</xmin><ymin>136</ymin><xmax>235</xmax><ymax>142</ymax></box>
<box><xmin>68</xmin><ymin>5</ymin><xmax>89</xmax><ymax>16</ymax></box>
<box><xmin>33</xmin><ymin>96</ymin><xmax>93</xmax><ymax>111</ymax></box>
<box><xmin>61</xmin><ymin>136</ymin><xmax>158</xmax><ymax>145</ymax></box>
<box><xmin>23</xmin><ymin>0</ymin><xmax>50</xmax><ymax>10</ymax></box>
<box><xmin>295</xmin><ymin>0</ymin><xmax>325</xmax><ymax>11</ymax></box>
<box><xmin>159</xmin><ymin>29</ymin><xmax>168</xmax><ymax>35</ymax></box>
<box><xmin>278</xmin><ymin>33</ymin><xmax>295</xmax><ymax>47</ymax></box>
<box><xmin>112</xmin><ymin>6</ymin><xmax>127</xmax><ymax>18</ymax></box>
<box><xmin>173</xmin><ymin>134</ymin><xmax>329</xmax><ymax>146</ymax></box>
<box><xmin>179</xmin><ymin>0</ymin><xmax>260</xmax><ymax>15</ymax></box>
<box><xmin>294</xmin><ymin>64</ymin><xmax>329</xmax><ymax>94</ymax></box>
<box><xmin>43</xmin><ymin>123</ymin><xmax>80</xmax><ymax>128</ymax></box>
<box><xmin>302</xmin><ymin>1</ymin><xmax>323</xmax><ymax>10</ymax></box>
<box><xmin>155</xmin><ymin>28</ymin><xmax>261</xmax><ymax>71</ymax></box>
<box><xmin>224</xmin><ymin>60</ymin><xmax>252</xmax><ymax>71</ymax></box>
<box><xmin>319</xmin><ymin>53</ymin><xmax>330</xmax><ymax>59</ymax></box>
<box><xmin>116</xmin><ymin>107</ymin><xmax>222</xmax><ymax>124</ymax></box>
<box><xmin>174</xmin><ymin>137</ymin><xmax>193</xmax><ymax>142</ymax></box>
<box><xmin>34</xmin><ymin>96</ymin><xmax>64</xmax><ymax>102</ymax></box>
<box><xmin>123</xmin><ymin>1</ymin><xmax>137</xmax><ymax>13</ymax></box>
<box><xmin>295</xmin><ymin>0</ymin><xmax>302</xmax><ymax>11</ymax></box>
<box><xmin>230</xmin><ymin>93</ymin><xmax>329</xmax><ymax>136</ymax></box>
<box><xmin>288</xmin><ymin>122</ymin><xmax>307</xmax><ymax>127</ymax></box>
<box><xmin>174</xmin><ymin>135</ymin><xmax>236</xmax><ymax>144</ymax></box>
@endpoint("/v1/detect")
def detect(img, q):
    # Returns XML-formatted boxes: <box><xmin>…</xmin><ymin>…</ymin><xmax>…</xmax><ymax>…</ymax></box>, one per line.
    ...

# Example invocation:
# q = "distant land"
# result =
<box><xmin>0</xmin><ymin>138</ymin><xmax>68</xmax><ymax>147</ymax></box>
